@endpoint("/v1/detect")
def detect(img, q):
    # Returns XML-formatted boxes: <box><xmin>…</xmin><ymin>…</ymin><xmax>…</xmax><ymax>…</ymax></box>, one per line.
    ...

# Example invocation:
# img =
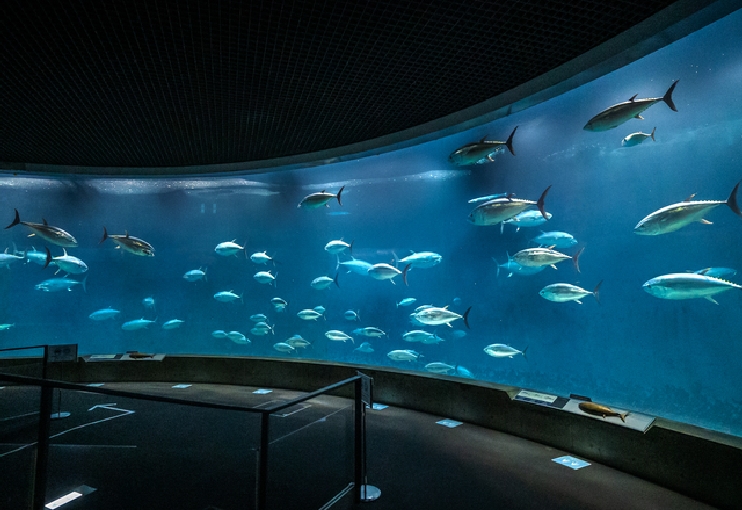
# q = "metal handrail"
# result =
<box><xmin>0</xmin><ymin>364</ymin><xmax>368</xmax><ymax>509</ymax></box>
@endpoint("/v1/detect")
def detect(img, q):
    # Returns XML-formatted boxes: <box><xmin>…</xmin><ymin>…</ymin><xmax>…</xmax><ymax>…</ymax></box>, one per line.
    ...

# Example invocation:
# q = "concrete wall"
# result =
<box><xmin>4</xmin><ymin>355</ymin><xmax>741</xmax><ymax>509</ymax></box>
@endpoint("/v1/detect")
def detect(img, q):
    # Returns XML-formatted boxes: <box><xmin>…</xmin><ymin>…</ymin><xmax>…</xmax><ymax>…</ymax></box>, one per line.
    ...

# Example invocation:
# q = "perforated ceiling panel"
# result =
<box><xmin>0</xmin><ymin>0</ymin><xmax>683</xmax><ymax>170</ymax></box>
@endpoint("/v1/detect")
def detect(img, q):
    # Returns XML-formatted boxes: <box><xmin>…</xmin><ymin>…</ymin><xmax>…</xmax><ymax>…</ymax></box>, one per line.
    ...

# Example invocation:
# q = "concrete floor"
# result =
<box><xmin>0</xmin><ymin>382</ymin><xmax>717</xmax><ymax>510</ymax></box>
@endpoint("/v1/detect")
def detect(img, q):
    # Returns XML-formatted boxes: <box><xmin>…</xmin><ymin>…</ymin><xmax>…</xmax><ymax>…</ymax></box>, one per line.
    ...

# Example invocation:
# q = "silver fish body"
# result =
<box><xmin>622</xmin><ymin>127</ymin><xmax>656</xmax><ymax>147</ymax></box>
<box><xmin>368</xmin><ymin>263</ymin><xmax>410</xmax><ymax>285</ymax></box>
<box><xmin>398</xmin><ymin>251</ymin><xmax>442</xmax><ymax>269</ymax></box>
<box><xmin>584</xmin><ymin>81</ymin><xmax>678</xmax><ymax>131</ymax></box>
<box><xmin>5</xmin><ymin>209</ymin><xmax>78</xmax><ymax>247</ymax></box>
<box><xmin>540</xmin><ymin>281</ymin><xmax>602</xmax><ymax>304</ymax></box>
<box><xmin>449</xmin><ymin>127</ymin><xmax>517</xmax><ymax>166</ymax></box>
<box><xmin>484</xmin><ymin>344</ymin><xmax>527</xmax><ymax>359</ymax></box>
<box><xmin>412</xmin><ymin>306</ymin><xmax>470</xmax><ymax>329</ymax></box>
<box><xmin>121</xmin><ymin>318</ymin><xmax>156</xmax><ymax>331</ymax></box>
<box><xmin>634</xmin><ymin>182</ymin><xmax>741</xmax><ymax>235</ymax></box>
<box><xmin>643</xmin><ymin>273</ymin><xmax>742</xmax><ymax>304</ymax></box>
<box><xmin>512</xmin><ymin>247</ymin><xmax>583</xmax><ymax>272</ymax></box>
<box><xmin>100</xmin><ymin>227</ymin><xmax>155</xmax><ymax>256</ymax></box>
<box><xmin>468</xmin><ymin>186</ymin><xmax>550</xmax><ymax>226</ymax></box>
<box><xmin>298</xmin><ymin>186</ymin><xmax>345</xmax><ymax>209</ymax></box>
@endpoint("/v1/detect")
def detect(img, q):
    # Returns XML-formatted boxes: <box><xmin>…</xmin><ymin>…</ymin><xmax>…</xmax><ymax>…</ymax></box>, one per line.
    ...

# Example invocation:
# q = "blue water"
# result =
<box><xmin>2</xmin><ymin>10</ymin><xmax>742</xmax><ymax>435</ymax></box>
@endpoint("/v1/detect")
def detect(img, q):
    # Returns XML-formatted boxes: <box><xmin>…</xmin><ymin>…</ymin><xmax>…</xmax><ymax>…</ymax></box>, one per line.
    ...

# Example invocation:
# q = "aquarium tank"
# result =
<box><xmin>1</xmin><ymin>8</ymin><xmax>741</xmax><ymax>438</ymax></box>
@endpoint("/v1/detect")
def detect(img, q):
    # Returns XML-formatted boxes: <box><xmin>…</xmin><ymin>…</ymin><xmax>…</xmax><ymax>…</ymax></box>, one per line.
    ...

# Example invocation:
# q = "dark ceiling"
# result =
<box><xmin>0</xmin><ymin>0</ymin><xmax>688</xmax><ymax>170</ymax></box>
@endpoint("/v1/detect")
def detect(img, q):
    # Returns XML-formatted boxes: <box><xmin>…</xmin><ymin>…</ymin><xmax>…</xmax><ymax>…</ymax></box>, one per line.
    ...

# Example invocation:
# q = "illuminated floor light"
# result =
<box><xmin>46</xmin><ymin>486</ymin><xmax>96</xmax><ymax>509</ymax></box>
<box><xmin>436</xmin><ymin>419</ymin><xmax>463</xmax><ymax>428</ymax></box>
<box><xmin>552</xmin><ymin>456</ymin><xmax>590</xmax><ymax>470</ymax></box>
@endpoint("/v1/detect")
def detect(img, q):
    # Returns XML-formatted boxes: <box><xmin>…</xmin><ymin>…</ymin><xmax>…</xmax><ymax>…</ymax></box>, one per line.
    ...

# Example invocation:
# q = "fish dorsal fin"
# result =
<box><xmin>547</xmin><ymin>245</ymin><xmax>556</xmax><ymax>250</ymax></box>
<box><xmin>700</xmin><ymin>219</ymin><xmax>713</xmax><ymax>225</ymax></box>
<box><xmin>125</xmin><ymin>230</ymin><xmax>129</xmax><ymax>238</ymax></box>
<box><xmin>43</xmin><ymin>219</ymin><xmax>48</xmax><ymax>226</ymax></box>
<box><xmin>479</xmin><ymin>134</ymin><xmax>488</xmax><ymax>143</ymax></box>
<box><xmin>628</xmin><ymin>94</ymin><xmax>637</xmax><ymax>102</ymax></box>
<box><xmin>684</xmin><ymin>193</ymin><xmax>696</xmax><ymax>202</ymax></box>
<box><xmin>506</xmin><ymin>192</ymin><xmax>515</xmax><ymax>201</ymax></box>
<box><xmin>635</xmin><ymin>114</ymin><xmax>644</xmax><ymax>120</ymax></box>
<box><xmin>62</xmin><ymin>248</ymin><xmax>67</xmax><ymax>256</ymax></box>
<box><xmin>321</xmin><ymin>190</ymin><xmax>326</xmax><ymax>193</ymax></box>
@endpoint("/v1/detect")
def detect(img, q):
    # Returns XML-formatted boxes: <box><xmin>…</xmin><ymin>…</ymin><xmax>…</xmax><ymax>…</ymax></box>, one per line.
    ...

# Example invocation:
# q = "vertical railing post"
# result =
<box><xmin>32</xmin><ymin>345</ymin><xmax>52</xmax><ymax>510</ymax></box>
<box><xmin>256</xmin><ymin>411</ymin><xmax>270</xmax><ymax>510</ymax></box>
<box><xmin>354</xmin><ymin>377</ymin><xmax>363</xmax><ymax>504</ymax></box>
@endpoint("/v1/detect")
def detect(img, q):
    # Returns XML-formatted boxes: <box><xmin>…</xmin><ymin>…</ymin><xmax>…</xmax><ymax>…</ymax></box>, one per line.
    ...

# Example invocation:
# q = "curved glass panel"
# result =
<box><xmin>1</xmin><ymin>9</ymin><xmax>741</xmax><ymax>437</ymax></box>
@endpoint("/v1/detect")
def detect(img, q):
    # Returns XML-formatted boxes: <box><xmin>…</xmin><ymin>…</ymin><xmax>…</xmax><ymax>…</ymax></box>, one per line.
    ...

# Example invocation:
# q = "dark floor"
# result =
<box><xmin>0</xmin><ymin>382</ymin><xmax>717</xmax><ymax>510</ymax></box>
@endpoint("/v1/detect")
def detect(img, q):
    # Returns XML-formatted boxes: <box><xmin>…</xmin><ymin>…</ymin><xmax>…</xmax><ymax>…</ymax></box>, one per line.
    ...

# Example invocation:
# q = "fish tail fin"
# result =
<box><xmin>573</xmin><ymin>247</ymin><xmax>585</xmax><ymax>273</ymax></box>
<box><xmin>726</xmin><ymin>180</ymin><xmax>742</xmax><ymax>217</ymax></box>
<box><xmin>5</xmin><ymin>208</ymin><xmax>20</xmax><ymax>230</ymax></box>
<box><xmin>357</xmin><ymin>310</ymin><xmax>361</xmax><ymax>322</ymax></box>
<box><xmin>82</xmin><ymin>275</ymin><xmax>88</xmax><ymax>293</ymax></box>
<box><xmin>334</xmin><ymin>272</ymin><xmax>340</xmax><ymax>288</ymax></box>
<box><xmin>273</xmin><ymin>272</ymin><xmax>278</xmax><ymax>287</ymax></box>
<box><xmin>349</xmin><ymin>240</ymin><xmax>354</xmax><ymax>257</ymax></box>
<box><xmin>650</xmin><ymin>127</ymin><xmax>656</xmax><ymax>142</ymax></box>
<box><xmin>620</xmin><ymin>412</ymin><xmax>630</xmax><ymax>423</ymax></box>
<box><xmin>43</xmin><ymin>247</ymin><xmax>52</xmax><ymax>269</ymax></box>
<box><xmin>463</xmin><ymin>306</ymin><xmax>471</xmax><ymax>329</ymax></box>
<box><xmin>500</xmin><ymin>221</ymin><xmax>504</xmax><ymax>235</ymax></box>
<box><xmin>537</xmin><ymin>185</ymin><xmax>552</xmax><ymax>219</ymax></box>
<box><xmin>593</xmin><ymin>280</ymin><xmax>603</xmax><ymax>305</ymax></box>
<box><xmin>99</xmin><ymin>226</ymin><xmax>108</xmax><ymax>244</ymax></box>
<box><xmin>522</xmin><ymin>346</ymin><xmax>528</xmax><ymax>362</ymax></box>
<box><xmin>402</xmin><ymin>263</ymin><xmax>411</xmax><ymax>286</ymax></box>
<box><xmin>392</xmin><ymin>251</ymin><xmax>399</xmax><ymax>268</ymax></box>
<box><xmin>337</xmin><ymin>185</ymin><xmax>345</xmax><ymax>206</ymax></box>
<box><xmin>663</xmin><ymin>80</ymin><xmax>679</xmax><ymax>112</ymax></box>
<box><xmin>494</xmin><ymin>257</ymin><xmax>500</xmax><ymax>278</ymax></box>
<box><xmin>505</xmin><ymin>126</ymin><xmax>517</xmax><ymax>156</ymax></box>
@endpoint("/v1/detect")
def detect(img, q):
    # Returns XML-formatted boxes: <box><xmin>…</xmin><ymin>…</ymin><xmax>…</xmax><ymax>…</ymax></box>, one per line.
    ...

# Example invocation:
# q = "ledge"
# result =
<box><xmin>4</xmin><ymin>355</ymin><xmax>741</xmax><ymax>509</ymax></box>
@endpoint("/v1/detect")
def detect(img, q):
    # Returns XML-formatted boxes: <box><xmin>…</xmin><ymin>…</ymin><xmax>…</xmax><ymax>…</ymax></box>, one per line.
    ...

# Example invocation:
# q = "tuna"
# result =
<box><xmin>512</xmin><ymin>246</ymin><xmax>583</xmax><ymax>272</ymax></box>
<box><xmin>325</xmin><ymin>330</ymin><xmax>354</xmax><ymax>343</ymax></box>
<box><xmin>584</xmin><ymin>81</ymin><xmax>678</xmax><ymax>131</ymax></box>
<box><xmin>183</xmin><ymin>267</ymin><xmax>207</xmax><ymax>282</ymax></box>
<box><xmin>483</xmin><ymin>344</ymin><xmax>528</xmax><ymax>359</ymax></box>
<box><xmin>121</xmin><ymin>318</ymin><xmax>157</xmax><ymax>331</ymax></box>
<box><xmin>540</xmin><ymin>281</ymin><xmax>602</xmax><ymax>304</ymax></box>
<box><xmin>89</xmin><ymin>307</ymin><xmax>121</xmax><ymax>321</ymax></box>
<box><xmin>368</xmin><ymin>263</ymin><xmax>410</xmax><ymax>285</ymax></box>
<box><xmin>35</xmin><ymin>275</ymin><xmax>87</xmax><ymax>293</ymax></box>
<box><xmin>44</xmin><ymin>247</ymin><xmax>88</xmax><ymax>275</ymax></box>
<box><xmin>100</xmin><ymin>227</ymin><xmax>155</xmax><ymax>256</ymax></box>
<box><xmin>387</xmin><ymin>349</ymin><xmax>422</xmax><ymax>362</ymax></box>
<box><xmin>5</xmin><ymin>209</ymin><xmax>78</xmax><ymax>247</ymax></box>
<box><xmin>634</xmin><ymin>181</ymin><xmax>742</xmax><ymax>235</ymax></box>
<box><xmin>642</xmin><ymin>273</ymin><xmax>742</xmax><ymax>304</ymax></box>
<box><xmin>397</xmin><ymin>251</ymin><xmax>442</xmax><ymax>269</ymax></box>
<box><xmin>448</xmin><ymin>126</ymin><xmax>517</xmax><ymax>165</ymax></box>
<box><xmin>215</xmin><ymin>240</ymin><xmax>246</xmax><ymax>257</ymax></box>
<box><xmin>468</xmin><ymin>186</ymin><xmax>551</xmax><ymax>226</ymax></box>
<box><xmin>298</xmin><ymin>186</ymin><xmax>345</xmax><ymax>209</ymax></box>
<box><xmin>412</xmin><ymin>305</ymin><xmax>471</xmax><ymax>329</ymax></box>
<box><xmin>311</xmin><ymin>274</ymin><xmax>339</xmax><ymax>290</ymax></box>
